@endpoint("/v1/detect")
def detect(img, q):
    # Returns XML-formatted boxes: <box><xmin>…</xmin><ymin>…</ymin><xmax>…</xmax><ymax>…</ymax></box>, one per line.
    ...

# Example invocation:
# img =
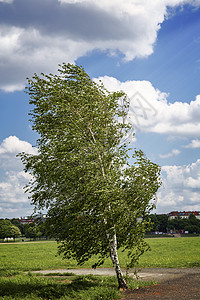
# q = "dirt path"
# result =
<box><xmin>121</xmin><ymin>271</ymin><xmax>200</xmax><ymax>299</ymax></box>
<box><xmin>32</xmin><ymin>267</ymin><xmax>200</xmax><ymax>283</ymax></box>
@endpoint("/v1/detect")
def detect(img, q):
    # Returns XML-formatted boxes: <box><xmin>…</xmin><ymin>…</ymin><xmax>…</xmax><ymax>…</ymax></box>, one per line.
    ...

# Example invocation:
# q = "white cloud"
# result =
<box><xmin>0</xmin><ymin>169</ymin><xmax>33</xmax><ymax>218</ymax></box>
<box><xmin>0</xmin><ymin>0</ymin><xmax>200</xmax><ymax>91</ymax></box>
<box><xmin>0</xmin><ymin>136</ymin><xmax>37</xmax><ymax>218</ymax></box>
<box><xmin>0</xmin><ymin>136</ymin><xmax>37</xmax><ymax>170</ymax></box>
<box><xmin>96</xmin><ymin>76</ymin><xmax>200</xmax><ymax>137</ymax></box>
<box><xmin>184</xmin><ymin>139</ymin><xmax>200</xmax><ymax>148</ymax></box>
<box><xmin>186</xmin><ymin>177</ymin><xmax>200</xmax><ymax>188</ymax></box>
<box><xmin>0</xmin><ymin>0</ymin><xmax>13</xmax><ymax>3</ymax></box>
<box><xmin>0</xmin><ymin>136</ymin><xmax>37</xmax><ymax>155</ymax></box>
<box><xmin>0</xmin><ymin>171</ymin><xmax>31</xmax><ymax>204</ymax></box>
<box><xmin>159</xmin><ymin>149</ymin><xmax>181</xmax><ymax>159</ymax></box>
<box><xmin>0</xmin><ymin>26</ymin><xmax>93</xmax><ymax>92</ymax></box>
<box><xmin>156</xmin><ymin>159</ymin><xmax>200</xmax><ymax>213</ymax></box>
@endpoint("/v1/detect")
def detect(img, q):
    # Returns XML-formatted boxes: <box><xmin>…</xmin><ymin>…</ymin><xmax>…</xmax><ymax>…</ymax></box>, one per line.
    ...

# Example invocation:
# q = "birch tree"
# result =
<box><xmin>20</xmin><ymin>63</ymin><xmax>161</xmax><ymax>289</ymax></box>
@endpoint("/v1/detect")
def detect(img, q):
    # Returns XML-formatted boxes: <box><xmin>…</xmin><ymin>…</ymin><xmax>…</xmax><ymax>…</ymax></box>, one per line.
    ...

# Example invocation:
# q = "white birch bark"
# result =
<box><xmin>88</xmin><ymin>123</ymin><xmax>127</xmax><ymax>289</ymax></box>
<box><xmin>109</xmin><ymin>232</ymin><xmax>127</xmax><ymax>290</ymax></box>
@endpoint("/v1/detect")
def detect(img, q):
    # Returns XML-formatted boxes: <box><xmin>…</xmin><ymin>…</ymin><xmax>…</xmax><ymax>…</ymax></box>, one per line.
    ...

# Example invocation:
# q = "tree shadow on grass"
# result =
<box><xmin>0</xmin><ymin>275</ymin><xmax>100</xmax><ymax>299</ymax></box>
<box><xmin>187</xmin><ymin>262</ymin><xmax>200</xmax><ymax>268</ymax></box>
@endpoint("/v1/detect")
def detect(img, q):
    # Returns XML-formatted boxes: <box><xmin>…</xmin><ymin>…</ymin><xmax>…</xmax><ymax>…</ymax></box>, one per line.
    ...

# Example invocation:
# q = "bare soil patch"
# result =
<box><xmin>121</xmin><ymin>268</ymin><xmax>200</xmax><ymax>299</ymax></box>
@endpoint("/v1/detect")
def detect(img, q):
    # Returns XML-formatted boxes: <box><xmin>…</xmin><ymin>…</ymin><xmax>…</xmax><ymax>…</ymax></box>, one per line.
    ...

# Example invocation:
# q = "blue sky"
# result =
<box><xmin>0</xmin><ymin>0</ymin><xmax>200</xmax><ymax>218</ymax></box>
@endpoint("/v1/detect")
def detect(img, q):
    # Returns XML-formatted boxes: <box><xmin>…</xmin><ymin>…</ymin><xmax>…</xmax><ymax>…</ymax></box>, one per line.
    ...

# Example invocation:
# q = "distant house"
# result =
<box><xmin>19</xmin><ymin>214</ymin><xmax>47</xmax><ymax>224</ymax></box>
<box><xmin>168</xmin><ymin>211</ymin><xmax>200</xmax><ymax>220</ymax></box>
<box><xmin>19</xmin><ymin>216</ymin><xmax>35</xmax><ymax>224</ymax></box>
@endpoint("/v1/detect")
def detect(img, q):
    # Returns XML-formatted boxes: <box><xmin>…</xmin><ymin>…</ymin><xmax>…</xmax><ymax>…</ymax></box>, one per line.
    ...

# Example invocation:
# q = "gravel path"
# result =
<box><xmin>32</xmin><ymin>267</ymin><xmax>200</xmax><ymax>283</ymax></box>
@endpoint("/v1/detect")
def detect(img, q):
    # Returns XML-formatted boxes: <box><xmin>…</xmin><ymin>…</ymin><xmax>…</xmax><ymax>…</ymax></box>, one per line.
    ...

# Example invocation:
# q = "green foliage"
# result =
<box><xmin>0</xmin><ymin>219</ymin><xmax>12</xmax><ymax>239</ymax></box>
<box><xmin>24</xmin><ymin>219</ymin><xmax>49</xmax><ymax>240</ymax></box>
<box><xmin>148</xmin><ymin>213</ymin><xmax>200</xmax><ymax>234</ymax></box>
<box><xmin>184</xmin><ymin>225</ymin><xmax>200</xmax><ymax>234</ymax></box>
<box><xmin>156</xmin><ymin>214</ymin><xmax>169</xmax><ymax>232</ymax></box>
<box><xmin>10</xmin><ymin>219</ymin><xmax>26</xmax><ymax>235</ymax></box>
<box><xmin>148</xmin><ymin>213</ymin><xmax>170</xmax><ymax>233</ymax></box>
<box><xmin>24</xmin><ymin>223</ymin><xmax>42</xmax><ymax>240</ymax></box>
<box><xmin>188</xmin><ymin>214</ymin><xmax>200</xmax><ymax>226</ymax></box>
<box><xmin>0</xmin><ymin>219</ymin><xmax>21</xmax><ymax>240</ymax></box>
<box><xmin>9</xmin><ymin>225</ymin><xmax>21</xmax><ymax>240</ymax></box>
<box><xmin>20</xmin><ymin>63</ymin><xmax>161</xmax><ymax>271</ymax></box>
<box><xmin>148</xmin><ymin>214</ymin><xmax>159</xmax><ymax>232</ymax></box>
<box><xmin>169</xmin><ymin>214</ymin><xmax>200</xmax><ymax>233</ymax></box>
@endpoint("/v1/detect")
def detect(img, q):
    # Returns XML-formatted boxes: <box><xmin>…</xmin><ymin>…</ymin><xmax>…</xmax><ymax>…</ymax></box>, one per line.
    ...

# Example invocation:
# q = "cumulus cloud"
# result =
<box><xmin>96</xmin><ymin>76</ymin><xmax>200</xmax><ymax>137</ymax></box>
<box><xmin>159</xmin><ymin>149</ymin><xmax>181</xmax><ymax>159</ymax></box>
<box><xmin>184</xmin><ymin>139</ymin><xmax>200</xmax><ymax>149</ymax></box>
<box><xmin>0</xmin><ymin>171</ymin><xmax>31</xmax><ymax>204</ymax></box>
<box><xmin>0</xmin><ymin>136</ymin><xmax>37</xmax><ymax>218</ymax></box>
<box><xmin>0</xmin><ymin>0</ymin><xmax>200</xmax><ymax>91</ymax></box>
<box><xmin>0</xmin><ymin>136</ymin><xmax>37</xmax><ymax>155</ymax></box>
<box><xmin>156</xmin><ymin>159</ymin><xmax>200</xmax><ymax>213</ymax></box>
<box><xmin>0</xmin><ymin>136</ymin><xmax>37</xmax><ymax>170</ymax></box>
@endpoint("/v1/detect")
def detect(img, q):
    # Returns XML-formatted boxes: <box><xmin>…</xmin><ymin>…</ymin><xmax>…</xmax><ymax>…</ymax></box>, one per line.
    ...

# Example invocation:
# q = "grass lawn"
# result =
<box><xmin>137</xmin><ymin>237</ymin><xmax>200</xmax><ymax>268</ymax></box>
<box><xmin>1</xmin><ymin>237</ymin><xmax>199</xmax><ymax>273</ymax></box>
<box><xmin>0</xmin><ymin>273</ymin><xmax>156</xmax><ymax>300</ymax></box>
<box><xmin>0</xmin><ymin>237</ymin><xmax>199</xmax><ymax>299</ymax></box>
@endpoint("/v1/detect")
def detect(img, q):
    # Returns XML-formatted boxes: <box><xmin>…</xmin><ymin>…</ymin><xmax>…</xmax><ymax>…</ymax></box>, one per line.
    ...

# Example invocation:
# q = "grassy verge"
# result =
<box><xmin>0</xmin><ymin>273</ymin><xmax>156</xmax><ymax>299</ymax></box>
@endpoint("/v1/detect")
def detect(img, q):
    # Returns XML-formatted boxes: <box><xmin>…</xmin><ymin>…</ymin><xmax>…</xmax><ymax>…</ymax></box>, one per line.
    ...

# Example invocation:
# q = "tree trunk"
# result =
<box><xmin>109</xmin><ymin>232</ymin><xmax>128</xmax><ymax>290</ymax></box>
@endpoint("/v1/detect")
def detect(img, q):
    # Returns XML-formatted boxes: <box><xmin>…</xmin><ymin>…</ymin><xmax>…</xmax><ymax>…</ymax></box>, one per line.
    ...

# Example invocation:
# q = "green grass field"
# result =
<box><xmin>0</xmin><ymin>272</ymin><xmax>156</xmax><ymax>300</ymax></box>
<box><xmin>0</xmin><ymin>237</ymin><xmax>199</xmax><ymax>299</ymax></box>
<box><xmin>135</xmin><ymin>236</ymin><xmax>200</xmax><ymax>268</ymax></box>
<box><xmin>1</xmin><ymin>237</ymin><xmax>200</xmax><ymax>273</ymax></box>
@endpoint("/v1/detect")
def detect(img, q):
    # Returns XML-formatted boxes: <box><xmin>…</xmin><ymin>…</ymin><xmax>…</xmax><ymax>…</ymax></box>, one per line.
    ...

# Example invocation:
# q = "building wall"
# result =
<box><xmin>168</xmin><ymin>211</ymin><xmax>200</xmax><ymax>220</ymax></box>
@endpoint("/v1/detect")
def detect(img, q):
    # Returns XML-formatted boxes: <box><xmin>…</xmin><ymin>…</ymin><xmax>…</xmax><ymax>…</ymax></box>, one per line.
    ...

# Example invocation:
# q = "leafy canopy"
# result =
<box><xmin>0</xmin><ymin>219</ymin><xmax>21</xmax><ymax>239</ymax></box>
<box><xmin>20</xmin><ymin>63</ymin><xmax>161</xmax><ymax>268</ymax></box>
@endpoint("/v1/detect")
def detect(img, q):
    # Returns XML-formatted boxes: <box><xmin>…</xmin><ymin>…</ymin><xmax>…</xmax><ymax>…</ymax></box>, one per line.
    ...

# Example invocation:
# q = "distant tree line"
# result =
<box><xmin>149</xmin><ymin>213</ymin><xmax>200</xmax><ymax>234</ymax></box>
<box><xmin>0</xmin><ymin>218</ymin><xmax>48</xmax><ymax>241</ymax></box>
<box><xmin>0</xmin><ymin>219</ymin><xmax>21</xmax><ymax>241</ymax></box>
<box><xmin>1</xmin><ymin>213</ymin><xmax>199</xmax><ymax>242</ymax></box>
